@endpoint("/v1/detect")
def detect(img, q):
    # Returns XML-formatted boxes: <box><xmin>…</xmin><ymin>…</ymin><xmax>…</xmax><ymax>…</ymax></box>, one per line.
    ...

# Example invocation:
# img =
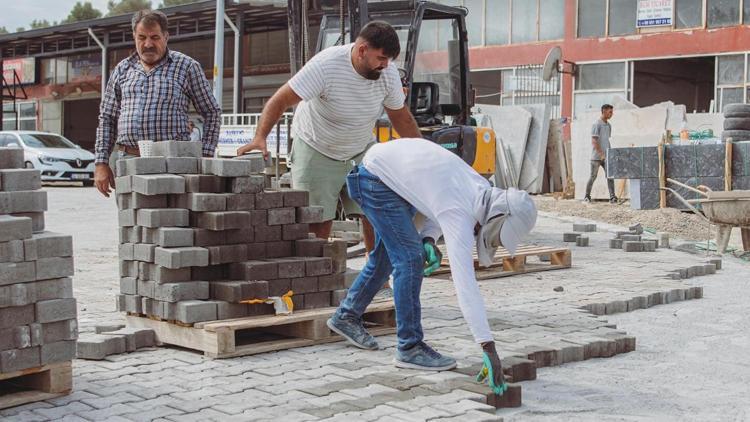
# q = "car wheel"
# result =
<box><xmin>24</xmin><ymin>161</ymin><xmax>34</xmax><ymax>169</ymax></box>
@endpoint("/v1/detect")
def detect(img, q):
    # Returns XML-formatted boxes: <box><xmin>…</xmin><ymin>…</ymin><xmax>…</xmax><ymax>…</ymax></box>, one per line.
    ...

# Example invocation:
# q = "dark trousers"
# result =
<box><xmin>585</xmin><ymin>160</ymin><xmax>615</xmax><ymax>199</ymax></box>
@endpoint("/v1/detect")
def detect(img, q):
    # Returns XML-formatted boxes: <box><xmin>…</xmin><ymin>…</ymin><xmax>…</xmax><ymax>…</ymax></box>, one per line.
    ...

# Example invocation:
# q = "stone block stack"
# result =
<box><xmin>114</xmin><ymin>141</ymin><xmax>348</xmax><ymax>324</ymax></box>
<box><xmin>0</xmin><ymin>147</ymin><xmax>78</xmax><ymax>373</ymax></box>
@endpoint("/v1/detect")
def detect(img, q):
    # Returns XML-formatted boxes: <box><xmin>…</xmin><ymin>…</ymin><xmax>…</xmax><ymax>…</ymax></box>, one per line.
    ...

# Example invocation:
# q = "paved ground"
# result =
<box><xmin>2</xmin><ymin>186</ymin><xmax>748</xmax><ymax>421</ymax></box>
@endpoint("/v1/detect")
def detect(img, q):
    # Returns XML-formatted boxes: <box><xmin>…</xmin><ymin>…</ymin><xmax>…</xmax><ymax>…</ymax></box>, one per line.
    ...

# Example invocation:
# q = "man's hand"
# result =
<box><xmin>94</xmin><ymin>164</ymin><xmax>115</xmax><ymax>198</ymax></box>
<box><xmin>237</xmin><ymin>136</ymin><xmax>268</xmax><ymax>159</ymax></box>
<box><xmin>422</xmin><ymin>237</ymin><xmax>442</xmax><ymax>276</ymax></box>
<box><xmin>477</xmin><ymin>341</ymin><xmax>507</xmax><ymax>395</ymax></box>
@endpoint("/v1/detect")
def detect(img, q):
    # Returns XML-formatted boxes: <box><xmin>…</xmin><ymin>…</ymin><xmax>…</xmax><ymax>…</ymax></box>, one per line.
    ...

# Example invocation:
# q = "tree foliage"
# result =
<box><xmin>29</xmin><ymin>19</ymin><xmax>55</xmax><ymax>29</ymax></box>
<box><xmin>106</xmin><ymin>0</ymin><xmax>153</xmax><ymax>16</ymax></box>
<box><xmin>159</xmin><ymin>0</ymin><xmax>198</xmax><ymax>7</ymax></box>
<box><xmin>63</xmin><ymin>2</ymin><xmax>103</xmax><ymax>24</ymax></box>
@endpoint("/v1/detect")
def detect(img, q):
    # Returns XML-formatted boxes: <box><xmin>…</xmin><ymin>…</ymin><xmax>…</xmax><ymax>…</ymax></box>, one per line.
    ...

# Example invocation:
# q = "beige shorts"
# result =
<box><xmin>288</xmin><ymin>140</ymin><xmax>370</xmax><ymax>221</ymax></box>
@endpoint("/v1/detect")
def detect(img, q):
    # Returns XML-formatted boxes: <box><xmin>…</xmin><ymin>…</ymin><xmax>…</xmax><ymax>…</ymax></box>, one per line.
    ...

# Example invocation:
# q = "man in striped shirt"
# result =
<box><xmin>236</xmin><ymin>21</ymin><xmax>422</xmax><ymax>250</ymax></box>
<box><xmin>93</xmin><ymin>9</ymin><xmax>221</xmax><ymax>197</ymax></box>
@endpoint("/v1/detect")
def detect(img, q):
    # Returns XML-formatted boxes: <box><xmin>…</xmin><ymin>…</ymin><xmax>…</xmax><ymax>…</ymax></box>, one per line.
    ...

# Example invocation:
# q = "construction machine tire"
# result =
<box><xmin>723</xmin><ymin>117</ymin><xmax>750</xmax><ymax>131</ymax></box>
<box><xmin>723</xmin><ymin>104</ymin><xmax>750</xmax><ymax>118</ymax></box>
<box><xmin>721</xmin><ymin>129</ymin><xmax>750</xmax><ymax>141</ymax></box>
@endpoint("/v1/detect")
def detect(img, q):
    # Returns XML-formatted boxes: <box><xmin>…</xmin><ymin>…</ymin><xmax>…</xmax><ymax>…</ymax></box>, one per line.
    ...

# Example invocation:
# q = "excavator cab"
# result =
<box><xmin>290</xmin><ymin>0</ymin><xmax>495</xmax><ymax>176</ymax></box>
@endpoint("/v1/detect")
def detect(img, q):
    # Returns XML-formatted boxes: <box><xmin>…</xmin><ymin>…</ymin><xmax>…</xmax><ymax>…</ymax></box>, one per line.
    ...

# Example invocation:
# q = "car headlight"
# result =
<box><xmin>38</xmin><ymin>155</ymin><xmax>62</xmax><ymax>164</ymax></box>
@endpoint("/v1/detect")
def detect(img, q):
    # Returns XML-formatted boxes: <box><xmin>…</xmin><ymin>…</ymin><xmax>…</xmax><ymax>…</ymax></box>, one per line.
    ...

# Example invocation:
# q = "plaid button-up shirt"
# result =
<box><xmin>95</xmin><ymin>50</ymin><xmax>221</xmax><ymax>164</ymax></box>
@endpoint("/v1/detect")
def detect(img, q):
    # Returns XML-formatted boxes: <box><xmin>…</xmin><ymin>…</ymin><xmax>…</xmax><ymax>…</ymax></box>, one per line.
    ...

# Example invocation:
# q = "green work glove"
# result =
<box><xmin>423</xmin><ymin>237</ymin><xmax>442</xmax><ymax>276</ymax></box>
<box><xmin>476</xmin><ymin>341</ymin><xmax>507</xmax><ymax>395</ymax></box>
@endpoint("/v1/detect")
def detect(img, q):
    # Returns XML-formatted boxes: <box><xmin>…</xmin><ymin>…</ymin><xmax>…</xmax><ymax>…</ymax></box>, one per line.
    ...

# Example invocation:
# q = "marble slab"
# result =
<box><xmin>629</xmin><ymin>178</ymin><xmax>660</xmax><ymax>210</ymax></box>
<box><xmin>518</xmin><ymin>104</ymin><xmax>551</xmax><ymax>193</ymax></box>
<box><xmin>665</xmin><ymin>144</ymin><xmax>726</xmax><ymax>178</ymax></box>
<box><xmin>607</xmin><ymin>146</ymin><xmax>659</xmax><ymax>179</ymax></box>
<box><xmin>475</xmin><ymin>105</ymin><xmax>532</xmax><ymax>188</ymax></box>
<box><xmin>732</xmin><ymin>141</ymin><xmax>750</xmax><ymax>177</ymax></box>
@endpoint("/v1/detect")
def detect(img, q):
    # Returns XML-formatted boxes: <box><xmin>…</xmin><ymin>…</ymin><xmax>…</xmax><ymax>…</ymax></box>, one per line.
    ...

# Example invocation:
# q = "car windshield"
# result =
<box><xmin>20</xmin><ymin>134</ymin><xmax>76</xmax><ymax>149</ymax></box>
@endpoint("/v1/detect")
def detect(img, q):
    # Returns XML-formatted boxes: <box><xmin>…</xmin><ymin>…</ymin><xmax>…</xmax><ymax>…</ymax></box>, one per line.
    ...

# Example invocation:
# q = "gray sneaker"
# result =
<box><xmin>395</xmin><ymin>342</ymin><xmax>457</xmax><ymax>371</ymax></box>
<box><xmin>327</xmin><ymin>314</ymin><xmax>378</xmax><ymax>350</ymax></box>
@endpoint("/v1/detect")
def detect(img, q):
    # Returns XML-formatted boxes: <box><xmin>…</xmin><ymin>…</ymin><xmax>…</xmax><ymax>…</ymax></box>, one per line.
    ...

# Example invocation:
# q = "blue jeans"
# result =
<box><xmin>335</xmin><ymin>164</ymin><xmax>424</xmax><ymax>351</ymax></box>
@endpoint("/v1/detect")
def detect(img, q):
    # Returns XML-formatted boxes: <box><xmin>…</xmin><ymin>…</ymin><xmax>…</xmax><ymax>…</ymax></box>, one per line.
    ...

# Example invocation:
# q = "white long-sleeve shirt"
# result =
<box><xmin>362</xmin><ymin>138</ymin><xmax>493</xmax><ymax>343</ymax></box>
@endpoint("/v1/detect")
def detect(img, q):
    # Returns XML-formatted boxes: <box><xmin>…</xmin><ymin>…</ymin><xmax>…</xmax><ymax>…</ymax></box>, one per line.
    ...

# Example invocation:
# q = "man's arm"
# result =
<box><xmin>186</xmin><ymin>61</ymin><xmax>221</xmax><ymax>157</ymax></box>
<box><xmin>237</xmin><ymin>83</ymin><xmax>302</xmax><ymax>158</ymax></box>
<box><xmin>385</xmin><ymin>106</ymin><xmax>421</xmax><ymax>139</ymax></box>
<box><xmin>592</xmin><ymin>136</ymin><xmax>604</xmax><ymax>159</ymax></box>
<box><xmin>93</xmin><ymin>66</ymin><xmax>121</xmax><ymax>197</ymax></box>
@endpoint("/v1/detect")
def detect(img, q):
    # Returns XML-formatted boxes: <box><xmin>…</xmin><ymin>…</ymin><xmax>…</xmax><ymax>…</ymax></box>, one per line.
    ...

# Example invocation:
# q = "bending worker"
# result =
<box><xmin>327</xmin><ymin>138</ymin><xmax>537</xmax><ymax>394</ymax></box>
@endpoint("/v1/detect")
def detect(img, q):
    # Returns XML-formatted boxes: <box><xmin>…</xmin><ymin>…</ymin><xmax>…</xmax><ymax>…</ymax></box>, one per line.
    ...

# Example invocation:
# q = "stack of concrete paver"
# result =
<box><xmin>0</xmin><ymin>147</ymin><xmax>78</xmax><ymax>373</ymax></box>
<box><xmin>113</xmin><ymin>141</ymin><xmax>347</xmax><ymax>324</ymax></box>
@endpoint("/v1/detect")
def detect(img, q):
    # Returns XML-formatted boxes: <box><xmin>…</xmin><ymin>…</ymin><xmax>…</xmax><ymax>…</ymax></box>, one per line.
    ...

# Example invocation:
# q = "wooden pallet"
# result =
<box><xmin>0</xmin><ymin>361</ymin><xmax>72</xmax><ymax>410</ymax></box>
<box><xmin>126</xmin><ymin>299</ymin><xmax>396</xmax><ymax>359</ymax></box>
<box><xmin>432</xmin><ymin>244</ymin><xmax>571</xmax><ymax>280</ymax></box>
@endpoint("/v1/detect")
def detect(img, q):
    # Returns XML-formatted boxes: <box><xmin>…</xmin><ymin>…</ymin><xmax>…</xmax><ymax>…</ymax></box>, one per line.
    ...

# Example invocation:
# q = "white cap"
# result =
<box><xmin>476</xmin><ymin>188</ymin><xmax>537</xmax><ymax>267</ymax></box>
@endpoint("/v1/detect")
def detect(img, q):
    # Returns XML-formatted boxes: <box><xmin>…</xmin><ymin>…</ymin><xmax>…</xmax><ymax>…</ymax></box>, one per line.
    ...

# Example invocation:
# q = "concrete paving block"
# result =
<box><xmin>152</xmin><ymin>140</ymin><xmax>203</xmax><ymax>158</ymax></box>
<box><xmin>118</xmin><ymin>209</ymin><xmax>137</xmax><ymax>227</ymax></box>
<box><xmin>183</xmin><ymin>174</ymin><xmax>224</xmax><ymax>193</ymax></box>
<box><xmin>36</xmin><ymin>298</ymin><xmax>77</xmax><ymax>323</ymax></box>
<box><xmin>0</xmin><ymin>190</ymin><xmax>47</xmax><ymax>213</ymax></box>
<box><xmin>140</xmin><ymin>263</ymin><xmax>192</xmax><ymax>283</ymax></box>
<box><xmin>175</xmin><ymin>300</ymin><xmax>218</xmax><ymax>323</ymax></box>
<box><xmin>318</xmin><ymin>273</ymin><xmax>345</xmax><ymax>291</ymax></box>
<box><xmin>119</xmin><ymin>227</ymin><xmax>141</xmax><ymax>244</ymax></box>
<box><xmin>210</xmin><ymin>281</ymin><xmax>246</xmax><ymax>302</ymax></box>
<box><xmin>169</xmin><ymin>192</ymin><xmax>227</xmax><ymax>211</ymax></box>
<box><xmin>562</xmin><ymin>232</ymin><xmax>580</xmax><ymax>242</ymax></box>
<box><xmin>265</xmin><ymin>240</ymin><xmax>292</xmax><ymax>258</ymax></box>
<box><xmin>620</xmin><ymin>234</ymin><xmax>642</xmax><ymax>242</ymax></box>
<box><xmin>0</xmin><ymin>239</ymin><xmax>24</xmax><ymax>263</ymax></box>
<box><xmin>0</xmin><ymin>169</ymin><xmax>41</xmax><ymax>191</ymax></box>
<box><xmin>296</xmin><ymin>206</ymin><xmax>325</xmax><ymax>224</ymax></box>
<box><xmin>166</xmin><ymin>157</ymin><xmax>199</xmax><ymax>174</ymax></box>
<box><xmin>290</xmin><ymin>276</ymin><xmax>318</xmax><ymax>294</ymax></box>
<box><xmin>137</xmin><ymin>279</ymin><xmax>156</xmax><ymax>297</ymax></box>
<box><xmin>643</xmin><ymin>241</ymin><xmax>656</xmax><ymax>252</ymax></box>
<box><xmin>115</xmin><ymin>294</ymin><xmax>126</xmax><ymax>312</ymax></box>
<box><xmin>229</xmin><ymin>260</ymin><xmax>278</xmax><ymax>280</ymax></box>
<box><xmin>42</xmin><ymin>319</ymin><xmax>78</xmax><ymax>343</ymax></box>
<box><xmin>622</xmin><ymin>241</ymin><xmax>644</xmax><ymax>252</ymax></box>
<box><xmin>24</xmin><ymin>232</ymin><xmax>73</xmax><ymax>259</ymax></box>
<box><xmin>36</xmin><ymin>256</ymin><xmax>75</xmax><ymax>279</ymax></box>
<box><xmin>281</xmin><ymin>190</ymin><xmax>309</xmax><ymax>207</ymax></box>
<box><xmin>0</xmin><ymin>261</ymin><xmax>36</xmax><ymax>285</ymax></box>
<box><xmin>154</xmin><ymin>281</ymin><xmax>209</xmax><ymax>302</ymax></box>
<box><xmin>224</xmin><ymin>228</ymin><xmax>254</xmax><ymax>244</ymax></box>
<box><xmin>154</xmin><ymin>246</ymin><xmax>209</xmax><ymax>269</ymax></box>
<box><xmin>226</xmin><ymin>193</ymin><xmax>255</xmax><ymax>210</ymax></box>
<box><xmin>119</xmin><ymin>277</ymin><xmax>137</xmax><ymax>294</ymax></box>
<box><xmin>249</xmin><ymin>209</ymin><xmax>267</xmax><ymax>226</ymax></box>
<box><xmin>115</xmin><ymin>175</ymin><xmax>132</xmax><ymax>194</ymax></box>
<box><xmin>76</xmin><ymin>333</ymin><xmax>127</xmax><ymax>360</ymax></box>
<box><xmin>255</xmin><ymin>191</ymin><xmax>284</xmax><ymax>209</ymax></box>
<box><xmin>295</xmin><ymin>238</ymin><xmax>326</xmax><ymax>257</ymax></box>
<box><xmin>107</xmin><ymin>327</ymin><xmax>155</xmax><ymax>349</ymax></box>
<box><xmin>268</xmin><ymin>208</ymin><xmax>296</xmax><ymax>225</ymax></box>
<box><xmin>132</xmin><ymin>174</ymin><xmax>186</xmax><ymax>195</ymax></box>
<box><xmin>133</xmin><ymin>243</ymin><xmax>156</xmax><ymax>262</ymax></box>
<box><xmin>323</xmin><ymin>240</ymin><xmax>347</xmax><ymax>274</ymax></box>
<box><xmin>0</xmin><ymin>326</ymin><xmax>31</xmax><ymax>350</ymax></box>
<box><xmin>40</xmin><ymin>340</ymin><xmax>77</xmax><ymax>365</ymax></box>
<box><xmin>331</xmin><ymin>289</ymin><xmax>348</xmax><ymax>306</ymax></box>
<box><xmin>192</xmin><ymin>228</ymin><xmax>226</xmax><ymax>246</ymax></box>
<box><xmin>227</xmin><ymin>175</ymin><xmax>265</xmax><ymax>193</ymax></box>
<box><xmin>192</xmin><ymin>211</ymin><xmax>251</xmax><ymax>230</ymax></box>
<box><xmin>0</xmin><ymin>283</ymin><xmax>35</xmax><ymax>307</ymax></box>
<box><xmin>216</xmin><ymin>301</ymin><xmax>248</xmax><ymax>319</ymax></box>
<box><xmin>572</xmin><ymin>223</ymin><xmax>596</xmax><ymax>232</ymax></box>
<box><xmin>282</xmin><ymin>224</ymin><xmax>310</xmax><ymax>241</ymax></box>
<box><xmin>658</xmin><ymin>232</ymin><xmax>670</xmax><ymax>248</ymax></box>
<box><xmin>207</xmin><ymin>244</ymin><xmax>247</xmax><ymax>265</ymax></box>
<box><xmin>691</xmin><ymin>286</ymin><xmax>703</xmax><ymax>299</ymax></box>
<box><xmin>0</xmin><ymin>304</ymin><xmax>34</xmax><ymax>330</ymax></box>
<box><xmin>703</xmin><ymin>263</ymin><xmax>717</xmax><ymax>274</ymax></box>
<box><xmin>246</xmin><ymin>242</ymin><xmax>266</xmax><ymax>259</ymax></box>
<box><xmin>120</xmin><ymin>260</ymin><xmax>137</xmax><ymax>277</ymax></box>
<box><xmin>687</xmin><ymin>265</ymin><xmax>706</xmax><ymax>278</ymax></box>
<box><xmin>0</xmin><ymin>346</ymin><xmax>41</xmax><ymax>372</ymax></box>
<box><xmin>268</xmin><ymin>278</ymin><xmax>291</xmax><ymax>297</ymax></box>
<box><xmin>609</xmin><ymin>238</ymin><xmax>623</xmax><ymax>249</ymax></box>
<box><xmin>124</xmin><ymin>157</ymin><xmax>166</xmax><ymax>175</ymax></box>
<box><xmin>270</xmin><ymin>258</ymin><xmax>306</xmax><ymax>279</ymax></box>
<box><xmin>124</xmin><ymin>294</ymin><xmax>143</xmax><ymax>313</ymax></box>
<box><xmin>254</xmin><ymin>225</ymin><xmax>281</xmax><ymax>242</ymax></box>
<box><xmin>629</xmin><ymin>223</ymin><xmax>644</xmax><ymax>234</ymax></box>
<box><xmin>0</xmin><ymin>215</ymin><xmax>33</xmax><ymax>242</ymax></box>
<box><xmin>35</xmin><ymin>277</ymin><xmax>73</xmax><ymax>300</ymax></box>
<box><xmin>157</xmin><ymin>227</ymin><xmax>194</xmax><ymax>247</ymax></box>
<box><xmin>137</xmin><ymin>208</ymin><xmax>189</xmax><ymax>228</ymax></box>
<box><xmin>575</xmin><ymin>236</ymin><xmax>589</xmax><ymax>247</ymax></box>
<box><xmin>117</xmin><ymin>192</ymin><xmax>168</xmax><ymax>209</ymax></box>
<box><xmin>303</xmin><ymin>291</ymin><xmax>331</xmax><ymax>309</ymax></box>
<box><xmin>201</xmin><ymin>158</ymin><xmax>256</xmax><ymax>177</ymax></box>
<box><xmin>0</xmin><ymin>147</ymin><xmax>24</xmax><ymax>169</ymax></box>
<box><xmin>14</xmin><ymin>212</ymin><xmax>45</xmax><ymax>233</ymax></box>
<box><xmin>707</xmin><ymin>258</ymin><xmax>722</xmax><ymax>270</ymax></box>
<box><xmin>303</xmin><ymin>257</ymin><xmax>333</xmax><ymax>277</ymax></box>
<box><xmin>94</xmin><ymin>324</ymin><xmax>126</xmax><ymax>334</ymax></box>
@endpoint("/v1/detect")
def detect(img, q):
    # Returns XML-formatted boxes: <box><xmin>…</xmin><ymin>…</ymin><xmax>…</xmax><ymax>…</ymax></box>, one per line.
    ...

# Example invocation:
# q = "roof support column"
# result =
<box><xmin>213</xmin><ymin>0</ymin><xmax>225</xmax><ymax>110</ymax></box>
<box><xmin>87</xmin><ymin>28</ymin><xmax>108</xmax><ymax>98</ymax></box>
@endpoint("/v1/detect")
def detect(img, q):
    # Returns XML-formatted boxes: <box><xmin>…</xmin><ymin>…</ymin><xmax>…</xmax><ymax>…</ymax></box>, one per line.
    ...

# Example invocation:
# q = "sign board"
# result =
<box><xmin>217</xmin><ymin>125</ymin><xmax>289</xmax><ymax>157</ymax></box>
<box><xmin>69</xmin><ymin>54</ymin><xmax>102</xmax><ymax>82</ymax></box>
<box><xmin>637</xmin><ymin>0</ymin><xmax>673</xmax><ymax>28</ymax></box>
<box><xmin>2</xmin><ymin>57</ymin><xmax>37</xmax><ymax>85</ymax></box>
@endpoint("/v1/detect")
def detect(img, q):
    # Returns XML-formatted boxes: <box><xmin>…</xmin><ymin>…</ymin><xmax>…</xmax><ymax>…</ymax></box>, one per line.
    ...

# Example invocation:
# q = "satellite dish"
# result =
<box><xmin>542</xmin><ymin>46</ymin><xmax>562</xmax><ymax>82</ymax></box>
<box><xmin>542</xmin><ymin>46</ymin><xmax>576</xmax><ymax>81</ymax></box>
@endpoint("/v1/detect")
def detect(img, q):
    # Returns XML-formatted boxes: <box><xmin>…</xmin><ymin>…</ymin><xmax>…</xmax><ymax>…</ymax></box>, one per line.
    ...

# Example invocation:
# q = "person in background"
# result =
<box><xmin>188</xmin><ymin>120</ymin><xmax>202</xmax><ymax>142</ymax></box>
<box><xmin>584</xmin><ymin>104</ymin><xmax>617</xmax><ymax>203</ymax></box>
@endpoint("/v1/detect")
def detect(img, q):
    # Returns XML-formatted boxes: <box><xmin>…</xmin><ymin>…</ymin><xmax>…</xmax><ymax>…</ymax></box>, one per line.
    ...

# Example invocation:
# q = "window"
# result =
<box><xmin>718</xmin><ymin>55</ymin><xmax>743</xmax><ymax>85</ymax></box>
<box><xmin>745</xmin><ymin>1</ymin><xmax>750</xmax><ymax>24</ymax></box>
<box><xmin>485</xmin><ymin>0</ymin><xmax>509</xmax><ymax>45</ymax></box>
<box><xmin>609</xmin><ymin>0</ymin><xmax>638</xmax><ymax>36</ymax></box>
<box><xmin>576</xmin><ymin>63</ymin><xmax>627</xmax><ymax>90</ymax></box>
<box><xmin>707</xmin><ymin>0</ymin><xmax>740</xmax><ymax>28</ymax></box>
<box><xmin>2</xmin><ymin>101</ymin><xmax>36</xmax><ymax>131</ymax></box>
<box><xmin>464</xmin><ymin>0</ymin><xmax>483</xmax><ymax>46</ymax></box>
<box><xmin>675</xmin><ymin>0</ymin><xmax>703</xmax><ymax>28</ymax></box>
<box><xmin>511</xmin><ymin>0</ymin><xmax>537</xmax><ymax>43</ymax></box>
<box><xmin>578</xmin><ymin>0</ymin><xmax>607</xmax><ymax>37</ymax></box>
<box><xmin>539</xmin><ymin>0</ymin><xmax>565</xmax><ymax>40</ymax></box>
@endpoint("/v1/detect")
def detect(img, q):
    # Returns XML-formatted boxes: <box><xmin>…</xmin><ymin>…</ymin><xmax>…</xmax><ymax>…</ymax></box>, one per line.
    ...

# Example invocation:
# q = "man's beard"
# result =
<box><xmin>364</xmin><ymin>68</ymin><xmax>382</xmax><ymax>80</ymax></box>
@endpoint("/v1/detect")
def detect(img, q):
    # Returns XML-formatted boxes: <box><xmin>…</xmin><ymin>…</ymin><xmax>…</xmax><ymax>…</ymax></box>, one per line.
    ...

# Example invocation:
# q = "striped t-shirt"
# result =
<box><xmin>288</xmin><ymin>43</ymin><xmax>406</xmax><ymax>161</ymax></box>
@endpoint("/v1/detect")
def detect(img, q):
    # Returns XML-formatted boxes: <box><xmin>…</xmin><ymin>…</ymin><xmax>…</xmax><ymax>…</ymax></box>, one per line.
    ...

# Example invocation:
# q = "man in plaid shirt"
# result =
<box><xmin>94</xmin><ymin>9</ymin><xmax>221</xmax><ymax>197</ymax></box>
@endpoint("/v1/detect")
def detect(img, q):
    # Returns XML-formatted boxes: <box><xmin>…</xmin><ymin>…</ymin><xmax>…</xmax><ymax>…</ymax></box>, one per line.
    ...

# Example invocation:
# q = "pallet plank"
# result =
<box><xmin>0</xmin><ymin>362</ymin><xmax>72</xmax><ymax>410</ymax></box>
<box><xmin>433</xmin><ymin>244</ymin><xmax>571</xmax><ymax>277</ymax></box>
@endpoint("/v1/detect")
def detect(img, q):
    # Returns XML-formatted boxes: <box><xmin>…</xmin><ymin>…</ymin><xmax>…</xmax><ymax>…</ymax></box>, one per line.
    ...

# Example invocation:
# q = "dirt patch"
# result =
<box><xmin>533</xmin><ymin>196</ymin><xmax>716</xmax><ymax>241</ymax></box>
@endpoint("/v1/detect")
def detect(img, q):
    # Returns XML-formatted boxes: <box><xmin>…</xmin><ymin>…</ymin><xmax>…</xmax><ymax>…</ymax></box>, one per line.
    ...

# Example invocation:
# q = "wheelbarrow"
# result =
<box><xmin>661</xmin><ymin>179</ymin><xmax>750</xmax><ymax>254</ymax></box>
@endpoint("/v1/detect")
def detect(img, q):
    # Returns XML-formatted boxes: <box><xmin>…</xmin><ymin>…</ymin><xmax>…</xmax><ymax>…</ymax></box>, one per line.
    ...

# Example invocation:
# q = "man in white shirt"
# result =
<box><xmin>237</xmin><ymin>21</ymin><xmax>421</xmax><ymax>250</ymax></box>
<box><xmin>326</xmin><ymin>138</ymin><xmax>537</xmax><ymax>393</ymax></box>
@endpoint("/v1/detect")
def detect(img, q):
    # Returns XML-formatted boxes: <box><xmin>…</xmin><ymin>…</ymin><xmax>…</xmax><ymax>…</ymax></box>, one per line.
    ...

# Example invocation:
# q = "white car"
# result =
<box><xmin>0</xmin><ymin>131</ymin><xmax>96</xmax><ymax>185</ymax></box>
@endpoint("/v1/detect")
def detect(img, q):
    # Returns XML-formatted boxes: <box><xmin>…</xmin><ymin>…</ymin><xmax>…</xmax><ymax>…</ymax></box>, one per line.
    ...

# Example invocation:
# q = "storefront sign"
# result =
<box><xmin>69</xmin><ymin>54</ymin><xmax>102</xmax><ymax>81</ymax></box>
<box><xmin>2</xmin><ymin>57</ymin><xmax>37</xmax><ymax>85</ymax></box>
<box><xmin>637</xmin><ymin>0</ymin><xmax>673</xmax><ymax>27</ymax></box>
<box><xmin>217</xmin><ymin>125</ymin><xmax>289</xmax><ymax>157</ymax></box>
